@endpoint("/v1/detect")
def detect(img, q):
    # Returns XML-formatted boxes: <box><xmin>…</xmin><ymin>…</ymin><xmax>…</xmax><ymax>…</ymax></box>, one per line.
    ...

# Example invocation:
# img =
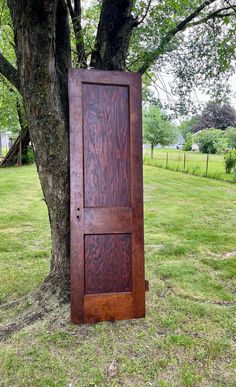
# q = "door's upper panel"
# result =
<box><xmin>83</xmin><ymin>83</ymin><xmax>131</xmax><ymax>208</ymax></box>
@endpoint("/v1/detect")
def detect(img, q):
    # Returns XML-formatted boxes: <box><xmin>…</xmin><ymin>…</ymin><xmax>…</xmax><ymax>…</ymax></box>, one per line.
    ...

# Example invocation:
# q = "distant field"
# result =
<box><xmin>143</xmin><ymin>148</ymin><xmax>236</xmax><ymax>182</ymax></box>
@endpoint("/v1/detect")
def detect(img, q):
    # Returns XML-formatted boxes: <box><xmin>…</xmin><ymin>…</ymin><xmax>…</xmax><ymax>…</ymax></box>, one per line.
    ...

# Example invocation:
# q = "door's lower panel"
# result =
<box><xmin>84</xmin><ymin>233</ymin><xmax>132</xmax><ymax>295</ymax></box>
<box><xmin>84</xmin><ymin>292</ymin><xmax>144</xmax><ymax>323</ymax></box>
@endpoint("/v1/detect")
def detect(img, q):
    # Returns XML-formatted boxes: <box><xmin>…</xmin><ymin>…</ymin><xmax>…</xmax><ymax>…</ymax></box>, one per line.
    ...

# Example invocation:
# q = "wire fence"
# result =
<box><xmin>143</xmin><ymin>148</ymin><xmax>236</xmax><ymax>183</ymax></box>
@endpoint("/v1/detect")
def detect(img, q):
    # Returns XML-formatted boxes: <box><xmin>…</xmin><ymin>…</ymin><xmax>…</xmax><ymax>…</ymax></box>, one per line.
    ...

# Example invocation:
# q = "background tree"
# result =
<box><xmin>223</xmin><ymin>127</ymin><xmax>236</xmax><ymax>149</ymax></box>
<box><xmin>143</xmin><ymin>106</ymin><xmax>177</xmax><ymax>157</ymax></box>
<box><xmin>1</xmin><ymin>0</ymin><xmax>236</xmax><ymax>337</ymax></box>
<box><xmin>191</xmin><ymin>101</ymin><xmax>236</xmax><ymax>132</ymax></box>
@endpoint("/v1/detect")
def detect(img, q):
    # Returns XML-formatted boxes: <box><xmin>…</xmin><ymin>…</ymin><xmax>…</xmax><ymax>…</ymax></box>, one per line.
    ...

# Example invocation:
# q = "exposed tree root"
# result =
<box><xmin>0</xmin><ymin>273</ymin><xmax>70</xmax><ymax>342</ymax></box>
<box><xmin>0</xmin><ymin>295</ymin><xmax>28</xmax><ymax>311</ymax></box>
<box><xmin>0</xmin><ymin>311</ymin><xmax>45</xmax><ymax>342</ymax></box>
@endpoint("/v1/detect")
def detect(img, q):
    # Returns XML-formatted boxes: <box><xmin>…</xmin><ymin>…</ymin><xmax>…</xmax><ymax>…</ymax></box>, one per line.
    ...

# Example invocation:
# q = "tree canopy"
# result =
<box><xmin>192</xmin><ymin>101</ymin><xmax>236</xmax><ymax>132</ymax></box>
<box><xmin>1</xmin><ymin>1</ymin><xmax>236</xmax><ymax>120</ymax></box>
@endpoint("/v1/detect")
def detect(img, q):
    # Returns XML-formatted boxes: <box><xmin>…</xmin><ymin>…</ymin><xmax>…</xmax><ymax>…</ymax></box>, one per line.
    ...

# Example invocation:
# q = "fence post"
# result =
<box><xmin>166</xmin><ymin>152</ymin><xmax>168</xmax><ymax>168</ymax></box>
<box><xmin>184</xmin><ymin>152</ymin><xmax>186</xmax><ymax>171</ymax></box>
<box><xmin>206</xmin><ymin>153</ymin><xmax>209</xmax><ymax>176</ymax></box>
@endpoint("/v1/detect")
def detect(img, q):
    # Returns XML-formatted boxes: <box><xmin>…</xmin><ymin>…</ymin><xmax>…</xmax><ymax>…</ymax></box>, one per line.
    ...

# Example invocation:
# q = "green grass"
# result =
<box><xmin>143</xmin><ymin>148</ymin><xmax>236</xmax><ymax>182</ymax></box>
<box><xmin>0</xmin><ymin>166</ymin><xmax>50</xmax><ymax>304</ymax></box>
<box><xmin>0</xmin><ymin>164</ymin><xmax>236</xmax><ymax>386</ymax></box>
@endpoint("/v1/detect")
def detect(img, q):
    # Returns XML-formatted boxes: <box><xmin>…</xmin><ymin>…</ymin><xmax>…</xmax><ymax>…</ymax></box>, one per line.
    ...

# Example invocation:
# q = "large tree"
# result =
<box><xmin>1</xmin><ymin>0</ymin><xmax>236</xmax><ymax>336</ymax></box>
<box><xmin>143</xmin><ymin>106</ymin><xmax>177</xmax><ymax>157</ymax></box>
<box><xmin>191</xmin><ymin>101</ymin><xmax>236</xmax><ymax>132</ymax></box>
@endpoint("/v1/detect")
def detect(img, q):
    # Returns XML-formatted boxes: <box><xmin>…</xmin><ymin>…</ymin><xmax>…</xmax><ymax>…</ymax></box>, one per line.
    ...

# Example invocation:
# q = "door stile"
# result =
<box><xmin>129</xmin><ymin>74</ymin><xmax>145</xmax><ymax>318</ymax></box>
<box><xmin>69</xmin><ymin>71</ymin><xmax>85</xmax><ymax>323</ymax></box>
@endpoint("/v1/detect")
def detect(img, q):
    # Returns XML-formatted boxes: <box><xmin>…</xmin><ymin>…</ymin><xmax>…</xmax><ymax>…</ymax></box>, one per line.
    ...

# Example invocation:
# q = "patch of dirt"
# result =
<box><xmin>145</xmin><ymin>244</ymin><xmax>163</xmax><ymax>252</ymax></box>
<box><xmin>222</xmin><ymin>251</ymin><xmax>236</xmax><ymax>259</ymax></box>
<box><xmin>106</xmin><ymin>359</ymin><xmax>119</xmax><ymax>378</ymax></box>
<box><xmin>206</xmin><ymin>250</ymin><xmax>236</xmax><ymax>260</ymax></box>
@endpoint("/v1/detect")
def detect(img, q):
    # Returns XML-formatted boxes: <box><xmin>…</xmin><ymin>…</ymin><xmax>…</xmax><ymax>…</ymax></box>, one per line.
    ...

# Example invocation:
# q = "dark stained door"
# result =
<box><xmin>69</xmin><ymin>69</ymin><xmax>145</xmax><ymax>323</ymax></box>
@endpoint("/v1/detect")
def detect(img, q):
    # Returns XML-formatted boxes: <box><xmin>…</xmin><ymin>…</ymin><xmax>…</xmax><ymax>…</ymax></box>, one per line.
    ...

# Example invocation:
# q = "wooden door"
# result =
<box><xmin>69</xmin><ymin>69</ymin><xmax>145</xmax><ymax>323</ymax></box>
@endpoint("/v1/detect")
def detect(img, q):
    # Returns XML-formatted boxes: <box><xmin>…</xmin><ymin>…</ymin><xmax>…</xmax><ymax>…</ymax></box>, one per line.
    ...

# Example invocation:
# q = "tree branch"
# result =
<box><xmin>66</xmin><ymin>0</ymin><xmax>74</xmax><ymax>18</ymax></box>
<box><xmin>189</xmin><ymin>10</ymin><xmax>236</xmax><ymax>27</ymax></box>
<box><xmin>0</xmin><ymin>52</ymin><xmax>21</xmax><ymax>92</ymax></box>
<box><xmin>224</xmin><ymin>0</ymin><xmax>236</xmax><ymax>13</ymax></box>
<box><xmin>134</xmin><ymin>0</ymin><xmax>152</xmax><ymax>26</ymax></box>
<box><xmin>189</xmin><ymin>4</ymin><xmax>236</xmax><ymax>26</ymax></box>
<box><xmin>90</xmin><ymin>0</ymin><xmax>135</xmax><ymax>70</ymax></box>
<box><xmin>66</xmin><ymin>0</ymin><xmax>87</xmax><ymax>68</ymax></box>
<box><xmin>138</xmin><ymin>0</ymin><xmax>218</xmax><ymax>74</ymax></box>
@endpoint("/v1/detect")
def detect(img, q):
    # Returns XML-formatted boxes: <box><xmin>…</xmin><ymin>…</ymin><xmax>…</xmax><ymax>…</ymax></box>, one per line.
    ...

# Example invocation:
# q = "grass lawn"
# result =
<box><xmin>0</xmin><ymin>164</ymin><xmax>236</xmax><ymax>386</ymax></box>
<box><xmin>143</xmin><ymin>148</ymin><xmax>236</xmax><ymax>182</ymax></box>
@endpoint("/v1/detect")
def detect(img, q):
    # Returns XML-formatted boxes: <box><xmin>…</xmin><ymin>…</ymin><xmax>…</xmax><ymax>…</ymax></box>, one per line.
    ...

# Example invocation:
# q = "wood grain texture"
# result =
<box><xmin>85</xmin><ymin>234</ymin><xmax>132</xmax><ymax>294</ymax></box>
<box><xmin>83</xmin><ymin>207</ymin><xmax>132</xmax><ymax>234</ymax></box>
<box><xmin>83</xmin><ymin>83</ymin><xmax>131</xmax><ymax>208</ymax></box>
<box><xmin>69</xmin><ymin>69</ymin><xmax>85</xmax><ymax>324</ymax></box>
<box><xmin>84</xmin><ymin>293</ymin><xmax>136</xmax><ymax>323</ymax></box>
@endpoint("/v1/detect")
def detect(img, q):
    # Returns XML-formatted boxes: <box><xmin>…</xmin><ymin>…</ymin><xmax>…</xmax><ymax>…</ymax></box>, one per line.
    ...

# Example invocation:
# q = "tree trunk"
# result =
<box><xmin>7</xmin><ymin>0</ymin><xmax>71</xmax><ymax>298</ymax></box>
<box><xmin>151</xmin><ymin>144</ymin><xmax>154</xmax><ymax>159</ymax></box>
<box><xmin>7</xmin><ymin>0</ymin><xmax>135</xmax><ymax>301</ymax></box>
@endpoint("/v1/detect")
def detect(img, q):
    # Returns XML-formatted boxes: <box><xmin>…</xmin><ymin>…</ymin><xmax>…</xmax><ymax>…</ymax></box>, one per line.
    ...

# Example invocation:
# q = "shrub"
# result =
<box><xmin>224</xmin><ymin>150</ymin><xmax>236</xmax><ymax>173</ymax></box>
<box><xmin>194</xmin><ymin>128</ymin><xmax>224</xmax><ymax>154</ymax></box>
<box><xmin>22</xmin><ymin>146</ymin><xmax>35</xmax><ymax>165</ymax></box>
<box><xmin>215</xmin><ymin>137</ymin><xmax>229</xmax><ymax>154</ymax></box>
<box><xmin>223</xmin><ymin>127</ymin><xmax>236</xmax><ymax>149</ymax></box>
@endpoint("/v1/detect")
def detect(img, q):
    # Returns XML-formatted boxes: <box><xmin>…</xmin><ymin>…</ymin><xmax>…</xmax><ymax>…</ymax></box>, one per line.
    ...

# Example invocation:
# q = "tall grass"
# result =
<box><xmin>143</xmin><ymin>149</ymin><xmax>236</xmax><ymax>182</ymax></box>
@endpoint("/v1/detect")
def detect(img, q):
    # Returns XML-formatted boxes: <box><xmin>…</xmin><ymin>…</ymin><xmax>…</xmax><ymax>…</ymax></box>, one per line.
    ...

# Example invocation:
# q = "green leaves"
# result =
<box><xmin>0</xmin><ymin>3</ymin><xmax>19</xmax><ymax>134</ymax></box>
<box><xmin>0</xmin><ymin>79</ymin><xmax>20</xmax><ymax>133</ymax></box>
